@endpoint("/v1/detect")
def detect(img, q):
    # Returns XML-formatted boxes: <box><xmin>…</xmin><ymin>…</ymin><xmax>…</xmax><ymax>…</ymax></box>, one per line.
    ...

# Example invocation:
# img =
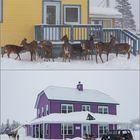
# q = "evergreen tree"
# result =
<box><xmin>115</xmin><ymin>0</ymin><xmax>136</xmax><ymax>31</ymax></box>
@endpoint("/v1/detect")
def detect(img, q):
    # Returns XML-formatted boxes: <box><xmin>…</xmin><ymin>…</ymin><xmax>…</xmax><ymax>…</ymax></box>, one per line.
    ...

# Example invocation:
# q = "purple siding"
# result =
<box><xmin>48</xmin><ymin>100</ymin><xmax>117</xmax><ymax>115</ymax></box>
<box><xmin>36</xmin><ymin>93</ymin><xmax>50</xmax><ymax>118</ymax></box>
<box><xmin>91</xmin><ymin>124</ymin><xmax>98</xmax><ymax>138</ymax></box>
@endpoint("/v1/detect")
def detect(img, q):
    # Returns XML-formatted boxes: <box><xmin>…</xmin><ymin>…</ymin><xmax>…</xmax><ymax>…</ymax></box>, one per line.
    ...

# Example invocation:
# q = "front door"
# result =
<box><xmin>43</xmin><ymin>2</ymin><xmax>60</xmax><ymax>40</ymax></box>
<box><xmin>82</xmin><ymin>124</ymin><xmax>91</xmax><ymax>138</ymax></box>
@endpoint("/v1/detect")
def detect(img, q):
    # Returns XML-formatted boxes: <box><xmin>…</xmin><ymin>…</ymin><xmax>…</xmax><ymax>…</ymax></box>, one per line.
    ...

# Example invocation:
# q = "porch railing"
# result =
<box><xmin>35</xmin><ymin>24</ymin><xmax>103</xmax><ymax>42</ymax></box>
<box><xmin>35</xmin><ymin>24</ymin><xmax>140</xmax><ymax>55</ymax></box>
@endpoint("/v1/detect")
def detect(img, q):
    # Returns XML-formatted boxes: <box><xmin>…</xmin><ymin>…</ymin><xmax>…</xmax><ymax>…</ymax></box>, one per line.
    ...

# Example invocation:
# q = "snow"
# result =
<box><xmin>90</xmin><ymin>7</ymin><xmax>122</xmax><ymax>18</ymax></box>
<box><xmin>1</xmin><ymin>53</ymin><xmax>139</xmax><ymax>70</ymax></box>
<box><xmin>41</xmin><ymin>86</ymin><xmax>118</xmax><ymax>104</ymax></box>
<box><xmin>29</xmin><ymin>111</ymin><xmax>129</xmax><ymax>125</ymax></box>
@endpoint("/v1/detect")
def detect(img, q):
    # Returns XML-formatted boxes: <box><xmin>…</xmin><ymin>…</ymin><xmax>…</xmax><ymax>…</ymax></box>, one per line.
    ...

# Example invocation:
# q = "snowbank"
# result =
<box><xmin>1</xmin><ymin>53</ymin><xmax>139</xmax><ymax>70</ymax></box>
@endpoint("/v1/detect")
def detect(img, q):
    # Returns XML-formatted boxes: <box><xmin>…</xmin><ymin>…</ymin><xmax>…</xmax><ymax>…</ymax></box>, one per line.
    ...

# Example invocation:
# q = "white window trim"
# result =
<box><xmin>98</xmin><ymin>106</ymin><xmax>109</xmax><ymax>114</ymax></box>
<box><xmin>61</xmin><ymin>124</ymin><xmax>74</xmax><ymax>135</ymax></box>
<box><xmin>91</xmin><ymin>19</ymin><xmax>112</xmax><ymax>28</ymax></box>
<box><xmin>61</xmin><ymin>104</ymin><xmax>74</xmax><ymax>113</ymax></box>
<box><xmin>64</xmin><ymin>5</ymin><xmax>80</xmax><ymax>25</ymax></box>
<box><xmin>98</xmin><ymin>124</ymin><xmax>109</xmax><ymax>138</ymax></box>
<box><xmin>45</xmin><ymin>123</ymin><xmax>48</xmax><ymax>135</ymax></box>
<box><xmin>82</xmin><ymin>105</ymin><xmax>91</xmax><ymax>111</ymax></box>
<box><xmin>46</xmin><ymin>105</ymin><xmax>48</xmax><ymax>114</ymax></box>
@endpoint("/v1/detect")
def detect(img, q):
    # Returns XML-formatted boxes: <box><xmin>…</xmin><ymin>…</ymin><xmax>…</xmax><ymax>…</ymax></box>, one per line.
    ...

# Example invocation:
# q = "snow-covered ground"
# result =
<box><xmin>1</xmin><ymin>53</ymin><xmax>139</xmax><ymax>70</ymax></box>
<box><xmin>0</xmin><ymin>130</ymin><xmax>140</xmax><ymax>140</ymax></box>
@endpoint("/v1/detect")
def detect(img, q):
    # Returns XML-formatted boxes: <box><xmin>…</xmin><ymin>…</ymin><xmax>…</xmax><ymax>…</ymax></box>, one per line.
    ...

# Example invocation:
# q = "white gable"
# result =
<box><xmin>43</xmin><ymin>86</ymin><xmax>119</xmax><ymax>104</ymax></box>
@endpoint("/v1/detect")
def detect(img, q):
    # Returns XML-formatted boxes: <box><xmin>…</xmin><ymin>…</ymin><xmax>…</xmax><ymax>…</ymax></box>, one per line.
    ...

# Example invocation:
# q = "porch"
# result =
<box><xmin>27</xmin><ymin>111</ymin><xmax>129</xmax><ymax>139</ymax></box>
<box><xmin>35</xmin><ymin>24</ymin><xmax>140</xmax><ymax>56</ymax></box>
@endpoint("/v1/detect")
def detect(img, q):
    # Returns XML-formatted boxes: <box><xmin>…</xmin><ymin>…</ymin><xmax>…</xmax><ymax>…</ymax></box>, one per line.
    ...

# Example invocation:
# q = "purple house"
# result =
<box><xmin>26</xmin><ymin>82</ymin><xmax>120</xmax><ymax>139</ymax></box>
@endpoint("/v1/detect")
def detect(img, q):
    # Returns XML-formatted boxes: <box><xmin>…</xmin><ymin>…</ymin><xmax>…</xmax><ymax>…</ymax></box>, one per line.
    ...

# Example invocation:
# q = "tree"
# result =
<box><xmin>115</xmin><ymin>0</ymin><xmax>136</xmax><ymax>31</ymax></box>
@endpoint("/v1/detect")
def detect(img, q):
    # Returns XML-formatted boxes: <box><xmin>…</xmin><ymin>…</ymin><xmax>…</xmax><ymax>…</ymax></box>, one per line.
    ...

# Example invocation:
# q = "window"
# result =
<box><xmin>64</xmin><ymin>5</ymin><xmax>80</xmax><ymax>24</ymax></box>
<box><xmin>61</xmin><ymin>104</ymin><xmax>73</xmax><ymax>113</ymax></box>
<box><xmin>61</xmin><ymin>124</ymin><xmax>74</xmax><ymax>135</ymax></box>
<box><xmin>91</xmin><ymin>20</ymin><xmax>102</xmax><ymax>25</ymax></box>
<box><xmin>82</xmin><ymin>105</ymin><xmax>90</xmax><ymax>111</ymax></box>
<box><xmin>98</xmin><ymin>106</ymin><xmax>108</xmax><ymax>114</ymax></box>
<box><xmin>99</xmin><ymin>125</ymin><xmax>109</xmax><ymax>137</ymax></box>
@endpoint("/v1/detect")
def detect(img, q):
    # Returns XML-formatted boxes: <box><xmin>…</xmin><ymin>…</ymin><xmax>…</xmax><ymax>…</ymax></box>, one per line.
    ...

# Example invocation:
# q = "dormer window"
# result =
<box><xmin>86</xmin><ymin>114</ymin><xmax>95</xmax><ymax>120</ymax></box>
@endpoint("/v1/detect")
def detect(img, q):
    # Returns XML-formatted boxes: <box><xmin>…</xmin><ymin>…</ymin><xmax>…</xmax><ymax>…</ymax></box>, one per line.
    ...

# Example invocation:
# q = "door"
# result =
<box><xmin>43</xmin><ymin>2</ymin><xmax>60</xmax><ymax>40</ymax></box>
<box><xmin>82</xmin><ymin>124</ymin><xmax>91</xmax><ymax>138</ymax></box>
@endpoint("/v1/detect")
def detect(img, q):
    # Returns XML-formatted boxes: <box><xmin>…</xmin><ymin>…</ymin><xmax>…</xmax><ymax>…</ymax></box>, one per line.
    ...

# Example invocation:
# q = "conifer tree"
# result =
<box><xmin>115</xmin><ymin>0</ymin><xmax>136</xmax><ymax>31</ymax></box>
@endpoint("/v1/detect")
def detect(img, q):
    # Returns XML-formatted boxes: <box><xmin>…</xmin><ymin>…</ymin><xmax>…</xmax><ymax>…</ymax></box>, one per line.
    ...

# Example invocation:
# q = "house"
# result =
<box><xmin>0</xmin><ymin>0</ymin><xmax>89</xmax><ymax>46</ymax></box>
<box><xmin>26</xmin><ymin>82</ymin><xmax>122</xmax><ymax>139</ymax></box>
<box><xmin>89</xmin><ymin>7</ymin><xmax>122</xmax><ymax>28</ymax></box>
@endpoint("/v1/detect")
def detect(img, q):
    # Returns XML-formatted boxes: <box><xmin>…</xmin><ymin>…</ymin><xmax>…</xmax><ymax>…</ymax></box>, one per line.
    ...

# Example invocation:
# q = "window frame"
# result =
<box><xmin>63</xmin><ymin>5</ymin><xmax>81</xmax><ymax>25</ymax></box>
<box><xmin>98</xmin><ymin>124</ymin><xmax>109</xmax><ymax>137</ymax></box>
<box><xmin>82</xmin><ymin>105</ymin><xmax>91</xmax><ymax>111</ymax></box>
<box><xmin>61</xmin><ymin>124</ymin><xmax>74</xmax><ymax>135</ymax></box>
<box><xmin>98</xmin><ymin>106</ymin><xmax>109</xmax><ymax>114</ymax></box>
<box><xmin>61</xmin><ymin>104</ymin><xmax>74</xmax><ymax>113</ymax></box>
<box><xmin>0</xmin><ymin>0</ymin><xmax>3</xmax><ymax>22</ymax></box>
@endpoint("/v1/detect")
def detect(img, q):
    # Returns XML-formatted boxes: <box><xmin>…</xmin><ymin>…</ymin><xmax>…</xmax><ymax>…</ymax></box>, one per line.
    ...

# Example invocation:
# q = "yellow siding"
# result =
<box><xmin>0</xmin><ymin>0</ymin><xmax>88</xmax><ymax>46</ymax></box>
<box><xmin>0</xmin><ymin>0</ymin><xmax>42</xmax><ymax>46</ymax></box>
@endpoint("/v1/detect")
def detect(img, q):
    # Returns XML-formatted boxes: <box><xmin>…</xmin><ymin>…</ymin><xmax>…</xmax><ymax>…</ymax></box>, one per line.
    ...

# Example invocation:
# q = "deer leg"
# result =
<box><xmin>7</xmin><ymin>52</ymin><xmax>10</xmax><ymax>58</ymax></box>
<box><xmin>30</xmin><ymin>52</ymin><xmax>33</xmax><ymax>61</ymax></box>
<box><xmin>128</xmin><ymin>52</ymin><xmax>130</xmax><ymax>59</ymax></box>
<box><xmin>96</xmin><ymin>53</ymin><xmax>98</xmax><ymax>64</ymax></box>
<box><xmin>107</xmin><ymin>53</ymin><xmax>109</xmax><ymax>61</ymax></box>
<box><xmin>116</xmin><ymin>51</ymin><xmax>118</xmax><ymax>57</ymax></box>
<box><xmin>99</xmin><ymin>53</ymin><xmax>104</xmax><ymax>63</ymax></box>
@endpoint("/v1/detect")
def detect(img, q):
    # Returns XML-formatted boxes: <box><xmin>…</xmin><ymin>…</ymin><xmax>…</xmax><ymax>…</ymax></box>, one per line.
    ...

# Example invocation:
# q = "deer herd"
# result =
<box><xmin>1</xmin><ymin>34</ymin><xmax>131</xmax><ymax>63</ymax></box>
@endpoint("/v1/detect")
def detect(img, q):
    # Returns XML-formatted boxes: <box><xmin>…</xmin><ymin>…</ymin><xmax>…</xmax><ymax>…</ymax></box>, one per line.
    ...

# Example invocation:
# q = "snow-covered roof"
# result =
<box><xmin>29</xmin><ymin>111</ymin><xmax>129</xmax><ymax>125</ymax></box>
<box><xmin>43</xmin><ymin>86</ymin><xmax>119</xmax><ymax>104</ymax></box>
<box><xmin>90</xmin><ymin>7</ymin><xmax>122</xmax><ymax>18</ymax></box>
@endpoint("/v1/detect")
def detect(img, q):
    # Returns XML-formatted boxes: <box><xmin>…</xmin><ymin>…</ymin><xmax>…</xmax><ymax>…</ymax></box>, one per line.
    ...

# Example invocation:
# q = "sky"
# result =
<box><xmin>1</xmin><ymin>70</ymin><xmax>139</xmax><ymax>124</ymax></box>
<box><xmin>90</xmin><ymin>0</ymin><xmax>140</xmax><ymax>31</ymax></box>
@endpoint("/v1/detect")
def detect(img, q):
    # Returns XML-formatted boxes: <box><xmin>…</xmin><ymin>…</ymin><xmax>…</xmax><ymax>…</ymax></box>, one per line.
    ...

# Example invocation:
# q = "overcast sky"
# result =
<box><xmin>90</xmin><ymin>0</ymin><xmax>140</xmax><ymax>31</ymax></box>
<box><xmin>1</xmin><ymin>71</ymin><xmax>139</xmax><ymax>124</ymax></box>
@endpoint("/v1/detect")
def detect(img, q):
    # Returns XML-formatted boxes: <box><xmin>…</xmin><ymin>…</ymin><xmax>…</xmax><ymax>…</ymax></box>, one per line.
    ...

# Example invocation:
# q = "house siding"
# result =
<box><xmin>48</xmin><ymin>100</ymin><xmax>117</xmax><ymax>115</ymax></box>
<box><xmin>0</xmin><ymin>0</ymin><xmax>89</xmax><ymax>46</ymax></box>
<box><xmin>32</xmin><ymin>85</ymin><xmax>118</xmax><ymax>139</ymax></box>
<box><xmin>37</xmin><ymin>93</ymin><xmax>50</xmax><ymax>118</ymax></box>
<box><xmin>0</xmin><ymin>0</ymin><xmax>42</xmax><ymax>46</ymax></box>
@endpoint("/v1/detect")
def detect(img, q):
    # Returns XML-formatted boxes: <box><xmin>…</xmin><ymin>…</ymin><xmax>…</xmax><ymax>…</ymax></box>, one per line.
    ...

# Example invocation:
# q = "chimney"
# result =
<box><xmin>77</xmin><ymin>81</ymin><xmax>83</xmax><ymax>91</ymax></box>
<box><xmin>106</xmin><ymin>0</ymin><xmax>110</xmax><ymax>7</ymax></box>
